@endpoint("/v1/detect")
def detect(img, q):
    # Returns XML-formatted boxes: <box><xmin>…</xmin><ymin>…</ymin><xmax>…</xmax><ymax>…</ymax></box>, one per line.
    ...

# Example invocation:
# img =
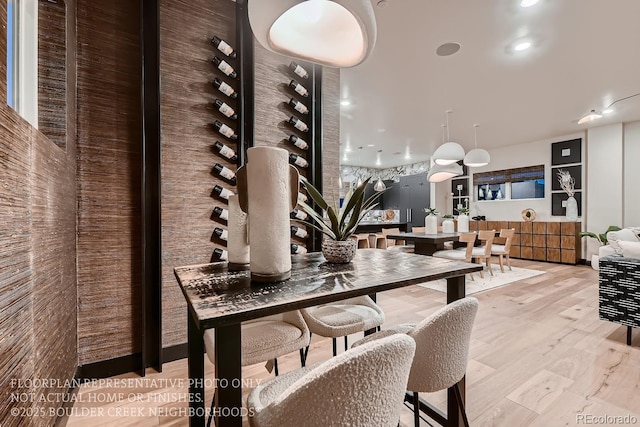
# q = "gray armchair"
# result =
<box><xmin>599</xmin><ymin>256</ymin><xmax>640</xmax><ymax>345</ymax></box>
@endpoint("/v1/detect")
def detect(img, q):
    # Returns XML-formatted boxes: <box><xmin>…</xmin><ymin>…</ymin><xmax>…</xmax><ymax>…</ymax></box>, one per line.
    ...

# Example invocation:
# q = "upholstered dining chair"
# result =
<box><xmin>491</xmin><ymin>228</ymin><xmax>516</xmax><ymax>272</ymax></box>
<box><xmin>432</xmin><ymin>232</ymin><xmax>477</xmax><ymax>281</ymax></box>
<box><xmin>301</xmin><ymin>296</ymin><xmax>385</xmax><ymax>357</ymax></box>
<box><xmin>352</xmin><ymin>297</ymin><xmax>479</xmax><ymax>427</ymax></box>
<box><xmin>203</xmin><ymin>311</ymin><xmax>310</xmax><ymax>427</ymax></box>
<box><xmin>247</xmin><ymin>334</ymin><xmax>416</xmax><ymax>427</ymax></box>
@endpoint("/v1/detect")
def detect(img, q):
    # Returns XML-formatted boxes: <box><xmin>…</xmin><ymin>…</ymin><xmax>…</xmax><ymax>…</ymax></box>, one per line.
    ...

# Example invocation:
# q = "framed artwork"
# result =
<box><xmin>551</xmin><ymin>138</ymin><xmax>582</xmax><ymax>165</ymax></box>
<box><xmin>551</xmin><ymin>165</ymin><xmax>582</xmax><ymax>191</ymax></box>
<box><xmin>552</xmin><ymin>191</ymin><xmax>582</xmax><ymax>216</ymax></box>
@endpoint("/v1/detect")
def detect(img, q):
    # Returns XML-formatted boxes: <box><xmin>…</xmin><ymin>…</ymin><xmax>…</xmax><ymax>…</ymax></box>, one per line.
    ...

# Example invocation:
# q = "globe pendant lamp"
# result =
<box><xmin>433</xmin><ymin>110</ymin><xmax>465</xmax><ymax>165</ymax></box>
<box><xmin>373</xmin><ymin>177</ymin><xmax>386</xmax><ymax>191</ymax></box>
<box><xmin>248</xmin><ymin>0</ymin><xmax>377</xmax><ymax>68</ymax></box>
<box><xmin>427</xmin><ymin>163</ymin><xmax>463</xmax><ymax>183</ymax></box>
<box><xmin>464</xmin><ymin>124</ymin><xmax>491</xmax><ymax>167</ymax></box>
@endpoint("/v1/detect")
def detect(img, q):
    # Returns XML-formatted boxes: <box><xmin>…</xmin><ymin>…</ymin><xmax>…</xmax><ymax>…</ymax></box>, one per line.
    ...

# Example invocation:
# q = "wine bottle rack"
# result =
<box><xmin>278</xmin><ymin>61</ymin><xmax>316</xmax><ymax>254</ymax></box>
<box><xmin>209</xmin><ymin>34</ymin><xmax>240</xmax><ymax>262</ymax></box>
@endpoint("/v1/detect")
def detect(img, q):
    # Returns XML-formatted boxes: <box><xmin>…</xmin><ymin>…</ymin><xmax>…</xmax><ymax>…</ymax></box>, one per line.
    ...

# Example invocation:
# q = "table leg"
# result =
<box><xmin>414</xmin><ymin>241</ymin><xmax>438</xmax><ymax>256</ymax></box>
<box><xmin>446</xmin><ymin>275</ymin><xmax>466</xmax><ymax>427</ymax></box>
<box><xmin>214</xmin><ymin>323</ymin><xmax>243</xmax><ymax>427</ymax></box>
<box><xmin>188</xmin><ymin>310</ymin><xmax>205</xmax><ymax>427</ymax></box>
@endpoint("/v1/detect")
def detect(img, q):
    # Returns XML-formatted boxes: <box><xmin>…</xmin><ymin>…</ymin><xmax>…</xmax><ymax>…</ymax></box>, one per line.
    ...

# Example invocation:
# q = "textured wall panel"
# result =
<box><xmin>160</xmin><ymin>0</ymin><xmax>237</xmax><ymax>346</ymax></box>
<box><xmin>322</xmin><ymin>67</ymin><xmax>340</xmax><ymax>207</ymax></box>
<box><xmin>76</xmin><ymin>0</ymin><xmax>143</xmax><ymax>363</ymax></box>
<box><xmin>38</xmin><ymin>0</ymin><xmax>67</xmax><ymax>149</ymax></box>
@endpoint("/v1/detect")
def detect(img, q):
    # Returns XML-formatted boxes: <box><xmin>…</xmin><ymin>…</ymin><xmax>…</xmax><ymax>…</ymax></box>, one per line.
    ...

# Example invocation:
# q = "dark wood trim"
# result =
<box><xmin>141</xmin><ymin>0</ymin><xmax>162</xmax><ymax>373</ymax></box>
<box><xmin>163</xmin><ymin>343</ymin><xmax>189</xmax><ymax>363</ymax></box>
<box><xmin>236</xmin><ymin>0</ymin><xmax>254</xmax><ymax>166</ymax></box>
<box><xmin>310</xmin><ymin>64</ymin><xmax>323</xmax><ymax>252</ymax></box>
<box><xmin>77</xmin><ymin>354</ymin><xmax>143</xmax><ymax>380</ymax></box>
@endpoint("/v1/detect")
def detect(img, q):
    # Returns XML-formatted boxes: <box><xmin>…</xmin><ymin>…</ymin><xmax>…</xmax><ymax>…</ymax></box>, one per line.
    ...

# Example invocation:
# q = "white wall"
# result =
<box><xmin>436</xmin><ymin>131</ymin><xmax>586</xmax><ymax>222</ymax></box>
<box><xmin>624</xmin><ymin>121</ymin><xmax>640</xmax><ymax>226</ymax></box>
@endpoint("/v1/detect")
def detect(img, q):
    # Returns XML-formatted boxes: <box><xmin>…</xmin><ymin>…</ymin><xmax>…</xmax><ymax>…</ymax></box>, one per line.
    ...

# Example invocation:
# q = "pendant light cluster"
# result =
<box><xmin>429</xmin><ymin>111</ymin><xmax>491</xmax><ymax>183</ymax></box>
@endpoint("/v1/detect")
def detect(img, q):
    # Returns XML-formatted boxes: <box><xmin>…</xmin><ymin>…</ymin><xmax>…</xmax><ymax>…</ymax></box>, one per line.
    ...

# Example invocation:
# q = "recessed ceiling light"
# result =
<box><xmin>436</xmin><ymin>42</ymin><xmax>461</xmax><ymax>57</ymax></box>
<box><xmin>377</xmin><ymin>128</ymin><xmax>386</xmax><ymax>133</ymax></box>
<box><xmin>520</xmin><ymin>0</ymin><xmax>539</xmax><ymax>7</ymax></box>
<box><xmin>367</xmin><ymin>144</ymin><xmax>375</xmax><ymax>147</ymax></box>
<box><xmin>340</xmin><ymin>100</ymin><xmax>351</xmax><ymax>106</ymax></box>
<box><xmin>603</xmin><ymin>108</ymin><xmax>614</xmax><ymax>114</ymax></box>
<box><xmin>345</xmin><ymin>147</ymin><xmax>352</xmax><ymax>152</ymax></box>
<box><xmin>514</xmin><ymin>41</ymin><xmax>532</xmax><ymax>51</ymax></box>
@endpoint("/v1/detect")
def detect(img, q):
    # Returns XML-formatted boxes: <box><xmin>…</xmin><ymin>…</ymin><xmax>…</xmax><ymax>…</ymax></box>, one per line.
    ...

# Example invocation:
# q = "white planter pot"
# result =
<box><xmin>457</xmin><ymin>214</ymin><xmax>469</xmax><ymax>232</ymax></box>
<box><xmin>566</xmin><ymin>196</ymin><xmax>578</xmax><ymax>221</ymax></box>
<box><xmin>590</xmin><ymin>254</ymin><xmax>600</xmax><ymax>271</ymax></box>
<box><xmin>442</xmin><ymin>219</ymin><xmax>455</xmax><ymax>234</ymax></box>
<box><xmin>425</xmin><ymin>214</ymin><xmax>438</xmax><ymax>234</ymax></box>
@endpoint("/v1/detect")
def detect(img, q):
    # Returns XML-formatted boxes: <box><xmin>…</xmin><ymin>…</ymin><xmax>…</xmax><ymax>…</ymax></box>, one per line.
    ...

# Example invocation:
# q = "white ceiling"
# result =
<box><xmin>339</xmin><ymin>0</ymin><xmax>640</xmax><ymax>168</ymax></box>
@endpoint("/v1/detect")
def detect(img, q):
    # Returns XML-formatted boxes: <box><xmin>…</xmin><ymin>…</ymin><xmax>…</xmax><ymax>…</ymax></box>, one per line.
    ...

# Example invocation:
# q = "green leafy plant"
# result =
<box><xmin>423</xmin><ymin>208</ymin><xmax>439</xmax><ymax>216</ymax></box>
<box><xmin>442</xmin><ymin>214</ymin><xmax>454</xmax><ymax>219</ymax></box>
<box><xmin>456</xmin><ymin>207</ymin><xmax>470</xmax><ymax>215</ymax></box>
<box><xmin>297</xmin><ymin>177</ymin><xmax>385</xmax><ymax>241</ymax></box>
<box><xmin>580</xmin><ymin>225</ymin><xmax>621</xmax><ymax>245</ymax></box>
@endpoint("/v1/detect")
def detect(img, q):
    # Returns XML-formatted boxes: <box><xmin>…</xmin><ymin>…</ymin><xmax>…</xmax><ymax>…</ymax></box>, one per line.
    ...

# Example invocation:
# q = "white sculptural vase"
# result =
<box><xmin>227</xmin><ymin>194</ymin><xmax>250</xmax><ymax>271</ymax></box>
<box><xmin>442</xmin><ymin>218</ymin><xmax>455</xmax><ymax>233</ymax></box>
<box><xmin>237</xmin><ymin>147</ymin><xmax>299</xmax><ymax>282</ymax></box>
<box><xmin>457</xmin><ymin>214</ymin><xmax>469</xmax><ymax>233</ymax></box>
<box><xmin>425</xmin><ymin>214</ymin><xmax>438</xmax><ymax>234</ymax></box>
<box><xmin>566</xmin><ymin>196</ymin><xmax>578</xmax><ymax>221</ymax></box>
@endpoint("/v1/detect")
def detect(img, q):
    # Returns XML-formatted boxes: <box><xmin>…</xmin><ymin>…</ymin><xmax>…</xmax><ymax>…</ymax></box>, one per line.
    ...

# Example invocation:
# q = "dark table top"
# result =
<box><xmin>387</xmin><ymin>232</ymin><xmax>462</xmax><ymax>243</ymax></box>
<box><xmin>175</xmin><ymin>249</ymin><xmax>482</xmax><ymax>330</ymax></box>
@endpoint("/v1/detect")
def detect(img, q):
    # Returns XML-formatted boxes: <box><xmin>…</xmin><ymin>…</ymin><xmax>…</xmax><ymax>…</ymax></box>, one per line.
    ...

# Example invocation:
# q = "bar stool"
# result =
<box><xmin>354</xmin><ymin>233</ymin><xmax>370</xmax><ymax>249</ymax></box>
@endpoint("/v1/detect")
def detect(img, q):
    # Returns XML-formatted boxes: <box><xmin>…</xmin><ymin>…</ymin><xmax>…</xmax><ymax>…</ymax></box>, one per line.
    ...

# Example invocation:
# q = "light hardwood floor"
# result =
<box><xmin>65</xmin><ymin>259</ymin><xmax>640</xmax><ymax>426</ymax></box>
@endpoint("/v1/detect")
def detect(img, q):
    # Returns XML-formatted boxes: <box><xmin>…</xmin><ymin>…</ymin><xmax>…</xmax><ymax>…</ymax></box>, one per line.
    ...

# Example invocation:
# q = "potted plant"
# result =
<box><xmin>581</xmin><ymin>225</ymin><xmax>621</xmax><ymax>270</ymax></box>
<box><xmin>423</xmin><ymin>208</ymin><xmax>439</xmax><ymax>234</ymax></box>
<box><xmin>442</xmin><ymin>214</ymin><xmax>455</xmax><ymax>233</ymax></box>
<box><xmin>296</xmin><ymin>177</ymin><xmax>385</xmax><ymax>263</ymax></box>
<box><xmin>456</xmin><ymin>207</ymin><xmax>470</xmax><ymax>232</ymax></box>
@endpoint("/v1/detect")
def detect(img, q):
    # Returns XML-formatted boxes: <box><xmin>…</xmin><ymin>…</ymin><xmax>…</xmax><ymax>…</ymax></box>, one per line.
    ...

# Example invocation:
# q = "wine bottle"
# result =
<box><xmin>213</xmin><ymin>184</ymin><xmax>233</xmax><ymax>200</ymax></box>
<box><xmin>213</xmin><ymin>164</ymin><xmax>237</xmax><ymax>184</ymax></box>
<box><xmin>213</xmin><ymin>227</ymin><xmax>229</xmax><ymax>241</ymax></box>
<box><xmin>211</xmin><ymin>36</ymin><xmax>237</xmax><ymax>58</ymax></box>
<box><xmin>212</xmin><ymin>206</ymin><xmax>229</xmax><ymax>221</ymax></box>
<box><xmin>288</xmin><ymin>135</ymin><xmax>308</xmax><ymax>150</ymax></box>
<box><xmin>289</xmin><ymin>80</ymin><xmax>309</xmax><ymax>97</ymax></box>
<box><xmin>289</xmin><ymin>116</ymin><xmax>309</xmax><ymax>132</ymax></box>
<box><xmin>289</xmin><ymin>153</ymin><xmax>308</xmax><ymax>168</ymax></box>
<box><xmin>291</xmin><ymin>243</ymin><xmax>307</xmax><ymax>255</ymax></box>
<box><xmin>290</xmin><ymin>61</ymin><xmax>309</xmax><ymax>79</ymax></box>
<box><xmin>291</xmin><ymin>209</ymin><xmax>308</xmax><ymax>220</ymax></box>
<box><xmin>213</xmin><ymin>248</ymin><xmax>228</xmax><ymax>261</ymax></box>
<box><xmin>290</xmin><ymin>225</ymin><xmax>308</xmax><ymax>239</ymax></box>
<box><xmin>214</xmin><ymin>99</ymin><xmax>237</xmax><ymax>120</ymax></box>
<box><xmin>212</xmin><ymin>78</ymin><xmax>238</xmax><ymax>98</ymax></box>
<box><xmin>214</xmin><ymin>141</ymin><xmax>238</xmax><ymax>161</ymax></box>
<box><xmin>298</xmin><ymin>193</ymin><xmax>308</xmax><ymax>204</ymax></box>
<box><xmin>212</xmin><ymin>120</ymin><xmax>237</xmax><ymax>140</ymax></box>
<box><xmin>288</xmin><ymin>98</ymin><xmax>309</xmax><ymax>115</ymax></box>
<box><xmin>212</xmin><ymin>56</ymin><xmax>237</xmax><ymax>79</ymax></box>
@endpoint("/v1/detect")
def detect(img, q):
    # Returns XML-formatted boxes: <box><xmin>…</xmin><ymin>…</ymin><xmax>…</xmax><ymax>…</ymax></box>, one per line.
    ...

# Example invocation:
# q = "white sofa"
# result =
<box><xmin>592</xmin><ymin>227</ymin><xmax>640</xmax><ymax>270</ymax></box>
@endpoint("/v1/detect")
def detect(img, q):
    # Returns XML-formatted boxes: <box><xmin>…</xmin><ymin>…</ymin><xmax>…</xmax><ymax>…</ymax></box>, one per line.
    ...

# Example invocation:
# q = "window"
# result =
<box><xmin>7</xmin><ymin>0</ymin><xmax>17</xmax><ymax>108</ymax></box>
<box><xmin>474</xmin><ymin>165</ymin><xmax>545</xmax><ymax>201</ymax></box>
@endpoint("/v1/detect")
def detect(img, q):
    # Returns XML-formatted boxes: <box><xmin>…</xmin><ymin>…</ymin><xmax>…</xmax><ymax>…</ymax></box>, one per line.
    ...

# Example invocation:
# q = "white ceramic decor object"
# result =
<box><xmin>457</xmin><ymin>214</ymin><xmax>469</xmax><ymax>233</ymax></box>
<box><xmin>227</xmin><ymin>194</ymin><xmax>250</xmax><ymax>271</ymax></box>
<box><xmin>566</xmin><ymin>196</ymin><xmax>578</xmax><ymax>221</ymax></box>
<box><xmin>442</xmin><ymin>218</ymin><xmax>455</xmax><ymax>233</ymax></box>
<box><xmin>237</xmin><ymin>147</ymin><xmax>300</xmax><ymax>282</ymax></box>
<box><xmin>425</xmin><ymin>214</ymin><xmax>438</xmax><ymax>234</ymax></box>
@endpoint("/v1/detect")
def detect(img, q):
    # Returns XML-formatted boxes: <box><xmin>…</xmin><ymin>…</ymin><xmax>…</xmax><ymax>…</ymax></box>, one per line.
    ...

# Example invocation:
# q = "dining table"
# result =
<box><xmin>175</xmin><ymin>249</ymin><xmax>482</xmax><ymax>427</ymax></box>
<box><xmin>387</xmin><ymin>231</ymin><xmax>464</xmax><ymax>256</ymax></box>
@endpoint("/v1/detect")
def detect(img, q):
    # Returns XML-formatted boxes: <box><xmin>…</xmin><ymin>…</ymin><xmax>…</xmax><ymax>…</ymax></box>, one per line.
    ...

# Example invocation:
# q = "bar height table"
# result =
<box><xmin>175</xmin><ymin>249</ymin><xmax>482</xmax><ymax>427</ymax></box>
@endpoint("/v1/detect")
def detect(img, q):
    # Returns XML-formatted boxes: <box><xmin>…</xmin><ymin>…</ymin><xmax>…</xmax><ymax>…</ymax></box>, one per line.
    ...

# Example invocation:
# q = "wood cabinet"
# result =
<box><xmin>470</xmin><ymin>221</ymin><xmax>581</xmax><ymax>265</ymax></box>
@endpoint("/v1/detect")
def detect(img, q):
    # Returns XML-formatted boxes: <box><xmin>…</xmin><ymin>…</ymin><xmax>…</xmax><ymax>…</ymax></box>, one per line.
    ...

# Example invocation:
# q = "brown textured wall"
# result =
<box><xmin>160</xmin><ymin>0</ymin><xmax>237</xmax><ymax>347</ymax></box>
<box><xmin>76</xmin><ymin>0</ymin><xmax>143</xmax><ymax>363</ymax></box>
<box><xmin>322</xmin><ymin>67</ymin><xmax>340</xmax><ymax>207</ymax></box>
<box><xmin>0</xmin><ymin>0</ymin><xmax>77</xmax><ymax>424</ymax></box>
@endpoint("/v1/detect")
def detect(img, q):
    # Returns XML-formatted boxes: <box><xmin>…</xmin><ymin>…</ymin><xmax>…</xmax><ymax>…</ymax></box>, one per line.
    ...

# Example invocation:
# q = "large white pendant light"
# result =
<box><xmin>248</xmin><ymin>0</ymin><xmax>377</xmax><ymax>68</ymax></box>
<box><xmin>464</xmin><ymin>124</ymin><xmax>491</xmax><ymax>167</ymax></box>
<box><xmin>433</xmin><ymin>110</ymin><xmax>465</xmax><ymax>165</ymax></box>
<box><xmin>428</xmin><ymin>163</ymin><xmax>464</xmax><ymax>183</ymax></box>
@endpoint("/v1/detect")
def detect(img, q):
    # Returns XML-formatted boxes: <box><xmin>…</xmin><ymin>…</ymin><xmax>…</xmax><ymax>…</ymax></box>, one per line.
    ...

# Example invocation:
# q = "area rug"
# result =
<box><xmin>417</xmin><ymin>266</ymin><xmax>546</xmax><ymax>295</ymax></box>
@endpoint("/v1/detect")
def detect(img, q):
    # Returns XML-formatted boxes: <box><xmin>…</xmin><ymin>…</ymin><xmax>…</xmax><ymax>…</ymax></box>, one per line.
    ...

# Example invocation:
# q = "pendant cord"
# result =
<box><xmin>445</xmin><ymin>110</ymin><xmax>452</xmax><ymax>141</ymax></box>
<box><xmin>473</xmin><ymin>124</ymin><xmax>479</xmax><ymax>149</ymax></box>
